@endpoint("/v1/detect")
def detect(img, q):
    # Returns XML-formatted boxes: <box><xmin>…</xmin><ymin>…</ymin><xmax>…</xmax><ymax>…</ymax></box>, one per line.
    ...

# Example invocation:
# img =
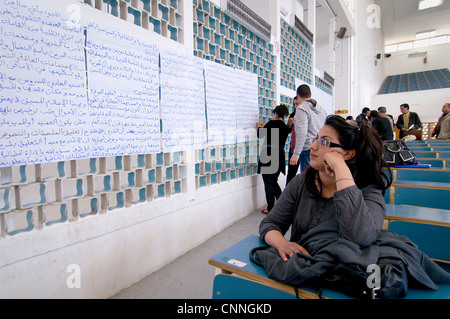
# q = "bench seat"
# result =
<box><xmin>209</xmin><ymin>235</ymin><xmax>450</xmax><ymax>299</ymax></box>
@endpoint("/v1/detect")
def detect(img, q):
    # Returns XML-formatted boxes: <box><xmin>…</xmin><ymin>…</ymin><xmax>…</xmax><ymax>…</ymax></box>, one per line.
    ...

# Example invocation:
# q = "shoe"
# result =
<box><xmin>261</xmin><ymin>209</ymin><xmax>269</xmax><ymax>214</ymax></box>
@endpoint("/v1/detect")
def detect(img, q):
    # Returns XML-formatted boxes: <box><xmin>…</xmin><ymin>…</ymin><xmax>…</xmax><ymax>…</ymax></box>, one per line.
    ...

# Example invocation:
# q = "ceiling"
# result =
<box><xmin>375</xmin><ymin>0</ymin><xmax>450</xmax><ymax>45</ymax></box>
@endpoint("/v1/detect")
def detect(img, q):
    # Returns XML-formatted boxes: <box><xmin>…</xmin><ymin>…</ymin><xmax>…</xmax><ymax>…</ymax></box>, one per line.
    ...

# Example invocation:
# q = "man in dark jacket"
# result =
<box><xmin>356</xmin><ymin>107</ymin><xmax>370</xmax><ymax>122</ymax></box>
<box><xmin>370</xmin><ymin>110</ymin><xmax>393</xmax><ymax>141</ymax></box>
<box><xmin>396</xmin><ymin>104</ymin><xmax>422</xmax><ymax>139</ymax></box>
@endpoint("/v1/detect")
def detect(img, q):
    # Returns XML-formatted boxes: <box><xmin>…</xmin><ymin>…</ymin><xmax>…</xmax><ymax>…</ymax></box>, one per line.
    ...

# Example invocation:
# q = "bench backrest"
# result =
<box><xmin>395</xmin><ymin>169</ymin><xmax>450</xmax><ymax>183</ymax></box>
<box><xmin>416</xmin><ymin>159</ymin><xmax>445</xmax><ymax>168</ymax></box>
<box><xmin>394</xmin><ymin>187</ymin><xmax>450</xmax><ymax>210</ymax></box>
<box><xmin>388</xmin><ymin>221</ymin><xmax>450</xmax><ymax>263</ymax></box>
<box><xmin>414</xmin><ymin>152</ymin><xmax>437</xmax><ymax>158</ymax></box>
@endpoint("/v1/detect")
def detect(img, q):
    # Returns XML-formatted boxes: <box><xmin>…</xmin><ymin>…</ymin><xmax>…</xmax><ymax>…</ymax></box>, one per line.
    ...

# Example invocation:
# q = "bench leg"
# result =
<box><xmin>214</xmin><ymin>267</ymin><xmax>232</xmax><ymax>276</ymax></box>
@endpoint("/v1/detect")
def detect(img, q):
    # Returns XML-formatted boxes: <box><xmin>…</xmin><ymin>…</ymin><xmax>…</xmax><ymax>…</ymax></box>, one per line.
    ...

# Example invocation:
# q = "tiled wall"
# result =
<box><xmin>315</xmin><ymin>76</ymin><xmax>333</xmax><ymax>96</ymax></box>
<box><xmin>83</xmin><ymin>0</ymin><xmax>185</xmax><ymax>43</ymax></box>
<box><xmin>0</xmin><ymin>0</ymin><xmax>318</xmax><ymax>238</ymax></box>
<box><xmin>280</xmin><ymin>18</ymin><xmax>312</xmax><ymax>90</ymax></box>
<box><xmin>192</xmin><ymin>0</ymin><xmax>276</xmax><ymax>189</ymax></box>
<box><xmin>1</xmin><ymin>152</ymin><xmax>187</xmax><ymax>236</ymax></box>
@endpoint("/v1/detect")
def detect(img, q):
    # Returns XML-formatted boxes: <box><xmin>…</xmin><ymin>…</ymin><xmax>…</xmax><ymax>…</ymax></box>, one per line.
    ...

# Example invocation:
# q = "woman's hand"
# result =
<box><xmin>322</xmin><ymin>151</ymin><xmax>347</xmax><ymax>177</ymax></box>
<box><xmin>288</xmin><ymin>118</ymin><xmax>294</xmax><ymax>126</ymax></box>
<box><xmin>275</xmin><ymin>241</ymin><xmax>310</xmax><ymax>262</ymax></box>
<box><xmin>265</xmin><ymin>230</ymin><xmax>310</xmax><ymax>262</ymax></box>
<box><xmin>322</xmin><ymin>151</ymin><xmax>355</xmax><ymax>190</ymax></box>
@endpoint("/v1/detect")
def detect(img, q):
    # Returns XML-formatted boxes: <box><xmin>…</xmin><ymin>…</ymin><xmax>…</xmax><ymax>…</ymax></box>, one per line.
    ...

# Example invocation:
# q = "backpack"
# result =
<box><xmin>383</xmin><ymin>140</ymin><xmax>419</xmax><ymax>166</ymax></box>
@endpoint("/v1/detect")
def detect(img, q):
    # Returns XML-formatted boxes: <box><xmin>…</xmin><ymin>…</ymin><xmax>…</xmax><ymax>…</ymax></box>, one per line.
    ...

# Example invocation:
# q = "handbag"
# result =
<box><xmin>315</xmin><ymin>258</ymin><xmax>408</xmax><ymax>299</ymax></box>
<box><xmin>249</xmin><ymin>247</ymin><xmax>408</xmax><ymax>299</ymax></box>
<box><xmin>383</xmin><ymin>140</ymin><xmax>419</xmax><ymax>166</ymax></box>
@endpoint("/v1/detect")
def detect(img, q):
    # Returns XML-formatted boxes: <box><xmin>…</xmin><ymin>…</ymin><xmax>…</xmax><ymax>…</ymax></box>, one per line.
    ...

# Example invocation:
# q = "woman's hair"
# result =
<box><xmin>272</xmin><ymin>104</ymin><xmax>290</xmax><ymax>119</ymax></box>
<box><xmin>305</xmin><ymin>115</ymin><xmax>392</xmax><ymax>196</ymax></box>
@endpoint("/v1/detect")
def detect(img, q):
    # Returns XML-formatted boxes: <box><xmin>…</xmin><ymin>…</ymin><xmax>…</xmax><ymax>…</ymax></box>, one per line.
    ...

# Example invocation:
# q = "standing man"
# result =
<box><xmin>396</xmin><ymin>103</ymin><xmax>422</xmax><ymax>139</ymax></box>
<box><xmin>432</xmin><ymin>103</ymin><xmax>450</xmax><ymax>139</ymax></box>
<box><xmin>370</xmin><ymin>110</ymin><xmax>393</xmax><ymax>141</ymax></box>
<box><xmin>288</xmin><ymin>84</ymin><xmax>327</xmax><ymax>178</ymax></box>
<box><xmin>377</xmin><ymin>107</ymin><xmax>394</xmax><ymax>129</ymax></box>
<box><xmin>355</xmin><ymin>107</ymin><xmax>371</xmax><ymax>122</ymax></box>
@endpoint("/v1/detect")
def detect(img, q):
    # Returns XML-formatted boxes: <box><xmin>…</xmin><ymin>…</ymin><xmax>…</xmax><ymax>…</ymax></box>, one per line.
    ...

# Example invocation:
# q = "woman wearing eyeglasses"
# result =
<box><xmin>259</xmin><ymin>115</ymin><xmax>393</xmax><ymax>261</ymax></box>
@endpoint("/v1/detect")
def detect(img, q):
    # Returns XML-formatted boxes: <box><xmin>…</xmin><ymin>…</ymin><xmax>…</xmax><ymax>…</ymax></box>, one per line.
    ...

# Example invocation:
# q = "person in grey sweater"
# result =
<box><xmin>289</xmin><ymin>84</ymin><xmax>328</xmax><ymax>178</ymax></box>
<box><xmin>260</xmin><ymin>115</ymin><xmax>393</xmax><ymax>261</ymax></box>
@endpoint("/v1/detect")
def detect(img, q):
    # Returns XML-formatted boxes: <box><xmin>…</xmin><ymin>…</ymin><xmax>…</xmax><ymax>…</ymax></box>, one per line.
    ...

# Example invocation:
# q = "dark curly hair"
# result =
<box><xmin>305</xmin><ymin>115</ymin><xmax>392</xmax><ymax>196</ymax></box>
<box><xmin>272</xmin><ymin>104</ymin><xmax>290</xmax><ymax>119</ymax></box>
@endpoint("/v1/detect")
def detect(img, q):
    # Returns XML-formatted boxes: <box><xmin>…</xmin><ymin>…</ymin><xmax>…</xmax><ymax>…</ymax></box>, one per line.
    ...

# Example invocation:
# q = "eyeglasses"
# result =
<box><xmin>311</xmin><ymin>137</ymin><xmax>346</xmax><ymax>149</ymax></box>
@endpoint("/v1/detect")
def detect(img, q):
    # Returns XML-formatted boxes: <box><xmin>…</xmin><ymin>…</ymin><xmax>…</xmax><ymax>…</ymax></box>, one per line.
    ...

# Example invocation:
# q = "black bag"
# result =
<box><xmin>250</xmin><ymin>247</ymin><xmax>408</xmax><ymax>299</ymax></box>
<box><xmin>383</xmin><ymin>140</ymin><xmax>419</xmax><ymax>166</ymax></box>
<box><xmin>316</xmin><ymin>258</ymin><xmax>408</xmax><ymax>299</ymax></box>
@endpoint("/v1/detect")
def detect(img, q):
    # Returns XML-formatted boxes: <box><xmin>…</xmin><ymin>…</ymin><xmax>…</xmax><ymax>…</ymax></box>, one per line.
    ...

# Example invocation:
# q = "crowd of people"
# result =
<box><xmin>256</xmin><ymin>84</ymin><xmax>449</xmax><ymax>216</ymax></box>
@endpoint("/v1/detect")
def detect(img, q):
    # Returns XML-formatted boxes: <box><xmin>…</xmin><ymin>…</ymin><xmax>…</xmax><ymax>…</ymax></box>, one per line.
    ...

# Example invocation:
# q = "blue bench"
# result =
<box><xmin>213</xmin><ymin>275</ymin><xmax>297</xmax><ymax>299</ymax></box>
<box><xmin>408</xmin><ymin>147</ymin><xmax>432</xmax><ymax>151</ymax></box>
<box><xmin>411</xmin><ymin>151</ymin><xmax>450</xmax><ymax>159</ymax></box>
<box><xmin>383</xmin><ymin>167</ymin><xmax>450</xmax><ymax>209</ymax></box>
<box><xmin>407</xmin><ymin>140</ymin><xmax>450</xmax><ymax>146</ymax></box>
<box><xmin>209</xmin><ymin>235</ymin><xmax>450</xmax><ymax>299</ymax></box>
<box><xmin>388</xmin><ymin>221</ymin><xmax>450</xmax><ymax>263</ymax></box>
<box><xmin>416</xmin><ymin>159</ymin><xmax>447</xmax><ymax>169</ymax></box>
<box><xmin>387</xmin><ymin>184</ymin><xmax>450</xmax><ymax>210</ymax></box>
<box><xmin>426</xmin><ymin>140</ymin><xmax>450</xmax><ymax>144</ymax></box>
<box><xmin>394</xmin><ymin>168</ymin><xmax>450</xmax><ymax>183</ymax></box>
<box><xmin>414</xmin><ymin>152</ymin><xmax>438</xmax><ymax>159</ymax></box>
<box><xmin>385</xmin><ymin>204</ymin><xmax>450</xmax><ymax>227</ymax></box>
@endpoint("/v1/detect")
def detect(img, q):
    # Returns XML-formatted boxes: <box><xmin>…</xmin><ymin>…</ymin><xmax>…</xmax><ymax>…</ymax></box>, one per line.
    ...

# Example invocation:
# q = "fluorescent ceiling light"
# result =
<box><xmin>414</xmin><ymin>39</ymin><xmax>430</xmax><ymax>48</ymax></box>
<box><xmin>415</xmin><ymin>30</ymin><xmax>436</xmax><ymax>39</ymax></box>
<box><xmin>430</xmin><ymin>35</ymin><xmax>448</xmax><ymax>45</ymax></box>
<box><xmin>419</xmin><ymin>0</ymin><xmax>444</xmax><ymax>10</ymax></box>
<box><xmin>385</xmin><ymin>44</ymin><xmax>398</xmax><ymax>53</ymax></box>
<box><xmin>398</xmin><ymin>42</ymin><xmax>413</xmax><ymax>51</ymax></box>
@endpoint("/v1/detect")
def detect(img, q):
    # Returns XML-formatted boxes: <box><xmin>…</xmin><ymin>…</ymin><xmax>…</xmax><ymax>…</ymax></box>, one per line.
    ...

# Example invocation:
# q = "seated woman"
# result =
<box><xmin>259</xmin><ymin>115</ymin><xmax>392</xmax><ymax>261</ymax></box>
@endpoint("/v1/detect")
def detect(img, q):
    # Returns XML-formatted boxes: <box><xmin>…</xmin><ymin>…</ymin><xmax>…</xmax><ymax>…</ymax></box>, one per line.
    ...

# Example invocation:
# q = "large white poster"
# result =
<box><xmin>86</xmin><ymin>22</ymin><xmax>161</xmax><ymax>158</ymax></box>
<box><xmin>204</xmin><ymin>60</ymin><xmax>237</xmax><ymax>146</ymax></box>
<box><xmin>0</xmin><ymin>0</ymin><xmax>261</xmax><ymax>167</ymax></box>
<box><xmin>0</xmin><ymin>0</ymin><xmax>89</xmax><ymax>166</ymax></box>
<box><xmin>235</xmin><ymin>68</ymin><xmax>259</xmax><ymax>143</ymax></box>
<box><xmin>160</xmin><ymin>49</ymin><xmax>206</xmax><ymax>152</ymax></box>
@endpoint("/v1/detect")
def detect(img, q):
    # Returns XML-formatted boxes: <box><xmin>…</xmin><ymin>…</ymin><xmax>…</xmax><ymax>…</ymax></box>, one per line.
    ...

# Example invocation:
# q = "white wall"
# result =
<box><xmin>0</xmin><ymin>0</ymin><xmax>267</xmax><ymax>299</ymax></box>
<box><xmin>371</xmin><ymin>42</ymin><xmax>450</xmax><ymax>123</ymax></box>
<box><xmin>384</xmin><ymin>43</ymin><xmax>450</xmax><ymax>76</ymax></box>
<box><xmin>334</xmin><ymin>37</ymin><xmax>351</xmax><ymax>112</ymax></box>
<box><xmin>350</xmin><ymin>0</ymin><xmax>385</xmax><ymax>117</ymax></box>
<box><xmin>0</xmin><ymin>177</ymin><xmax>265</xmax><ymax>298</ymax></box>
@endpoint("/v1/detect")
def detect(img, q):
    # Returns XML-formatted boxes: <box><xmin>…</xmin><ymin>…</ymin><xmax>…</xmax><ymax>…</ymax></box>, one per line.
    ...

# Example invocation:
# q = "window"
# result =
<box><xmin>418</xmin><ymin>0</ymin><xmax>444</xmax><ymax>10</ymax></box>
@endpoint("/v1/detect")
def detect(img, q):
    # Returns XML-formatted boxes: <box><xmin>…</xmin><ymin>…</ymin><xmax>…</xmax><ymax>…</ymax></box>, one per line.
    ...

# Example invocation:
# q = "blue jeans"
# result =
<box><xmin>286</xmin><ymin>149</ymin><xmax>310</xmax><ymax>185</ymax></box>
<box><xmin>299</xmin><ymin>149</ymin><xmax>311</xmax><ymax>172</ymax></box>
